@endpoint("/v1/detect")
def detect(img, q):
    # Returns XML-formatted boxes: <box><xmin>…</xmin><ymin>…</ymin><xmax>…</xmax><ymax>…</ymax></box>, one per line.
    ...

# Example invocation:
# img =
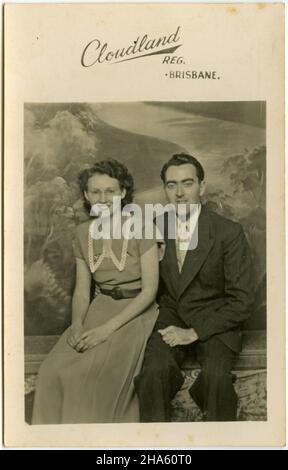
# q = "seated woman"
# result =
<box><xmin>32</xmin><ymin>159</ymin><xmax>159</xmax><ymax>424</ymax></box>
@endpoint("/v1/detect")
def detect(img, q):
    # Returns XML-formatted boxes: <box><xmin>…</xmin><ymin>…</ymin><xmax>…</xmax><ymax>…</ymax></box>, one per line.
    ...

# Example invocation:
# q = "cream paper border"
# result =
<box><xmin>4</xmin><ymin>3</ymin><xmax>285</xmax><ymax>447</ymax></box>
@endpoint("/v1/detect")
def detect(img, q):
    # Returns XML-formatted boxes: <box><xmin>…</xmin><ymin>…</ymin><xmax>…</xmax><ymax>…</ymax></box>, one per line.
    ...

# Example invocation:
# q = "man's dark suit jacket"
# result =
<box><xmin>156</xmin><ymin>205</ymin><xmax>254</xmax><ymax>352</ymax></box>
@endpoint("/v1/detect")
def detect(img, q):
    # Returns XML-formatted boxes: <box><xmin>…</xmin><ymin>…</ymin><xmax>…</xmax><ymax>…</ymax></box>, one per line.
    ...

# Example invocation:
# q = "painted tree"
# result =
<box><xmin>205</xmin><ymin>145</ymin><xmax>266</xmax><ymax>329</ymax></box>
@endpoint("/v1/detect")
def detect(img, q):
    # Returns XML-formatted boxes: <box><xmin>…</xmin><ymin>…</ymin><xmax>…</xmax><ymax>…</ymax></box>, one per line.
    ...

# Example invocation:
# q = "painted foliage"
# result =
<box><xmin>24</xmin><ymin>102</ymin><xmax>266</xmax><ymax>334</ymax></box>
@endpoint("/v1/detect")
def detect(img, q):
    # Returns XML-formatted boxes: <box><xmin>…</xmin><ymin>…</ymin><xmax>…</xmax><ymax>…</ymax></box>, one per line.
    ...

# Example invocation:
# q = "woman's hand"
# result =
<box><xmin>67</xmin><ymin>322</ymin><xmax>84</xmax><ymax>349</ymax></box>
<box><xmin>75</xmin><ymin>324</ymin><xmax>114</xmax><ymax>353</ymax></box>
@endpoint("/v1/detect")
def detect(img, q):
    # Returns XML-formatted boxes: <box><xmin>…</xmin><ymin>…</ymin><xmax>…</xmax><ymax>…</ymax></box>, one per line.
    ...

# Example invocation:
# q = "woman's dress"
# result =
<box><xmin>32</xmin><ymin>218</ymin><xmax>158</xmax><ymax>424</ymax></box>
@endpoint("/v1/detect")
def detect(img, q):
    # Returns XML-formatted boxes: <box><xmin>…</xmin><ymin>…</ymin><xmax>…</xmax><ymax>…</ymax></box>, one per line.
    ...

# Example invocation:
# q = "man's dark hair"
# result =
<box><xmin>78</xmin><ymin>159</ymin><xmax>134</xmax><ymax>213</ymax></box>
<box><xmin>160</xmin><ymin>153</ymin><xmax>205</xmax><ymax>183</ymax></box>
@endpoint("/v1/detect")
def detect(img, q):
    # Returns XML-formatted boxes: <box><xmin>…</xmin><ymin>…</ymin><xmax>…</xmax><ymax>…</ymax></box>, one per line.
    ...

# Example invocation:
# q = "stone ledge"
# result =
<box><xmin>171</xmin><ymin>369</ymin><xmax>267</xmax><ymax>422</ymax></box>
<box><xmin>24</xmin><ymin>330</ymin><xmax>266</xmax><ymax>375</ymax></box>
<box><xmin>25</xmin><ymin>369</ymin><xmax>267</xmax><ymax>422</ymax></box>
<box><xmin>182</xmin><ymin>330</ymin><xmax>266</xmax><ymax>371</ymax></box>
<box><xmin>24</xmin><ymin>330</ymin><xmax>267</xmax><ymax>422</ymax></box>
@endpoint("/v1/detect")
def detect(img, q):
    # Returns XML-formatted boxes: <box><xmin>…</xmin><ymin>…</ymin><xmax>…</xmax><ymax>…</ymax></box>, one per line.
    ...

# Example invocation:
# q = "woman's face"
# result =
<box><xmin>84</xmin><ymin>172</ymin><xmax>126</xmax><ymax>216</ymax></box>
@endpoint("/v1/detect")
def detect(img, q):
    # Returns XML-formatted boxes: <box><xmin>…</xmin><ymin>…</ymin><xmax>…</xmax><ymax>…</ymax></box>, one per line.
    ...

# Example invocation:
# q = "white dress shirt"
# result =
<box><xmin>176</xmin><ymin>204</ymin><xmax>201</xmax><ymax>272</ymax></box>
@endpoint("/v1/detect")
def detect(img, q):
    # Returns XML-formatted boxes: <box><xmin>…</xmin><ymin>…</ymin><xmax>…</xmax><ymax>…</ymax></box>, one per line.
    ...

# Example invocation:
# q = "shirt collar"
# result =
<box><xmin>175</xmin><ymin>205</ymin><xmax>201</xmax><ymax>244</ymax></box>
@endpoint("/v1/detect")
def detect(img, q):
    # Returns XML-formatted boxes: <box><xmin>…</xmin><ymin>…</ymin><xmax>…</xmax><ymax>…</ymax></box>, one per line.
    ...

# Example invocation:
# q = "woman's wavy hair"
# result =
<box><xmin>78</xmin><ymin>159</ymin><xmax>135</xmax><ymax>213</ymax></box>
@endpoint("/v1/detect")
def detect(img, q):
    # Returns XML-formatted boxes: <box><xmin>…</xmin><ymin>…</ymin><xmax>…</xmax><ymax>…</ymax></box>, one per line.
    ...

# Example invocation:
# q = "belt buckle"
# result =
<box><xmin>111</xmin><ymin>287</ymin><xmax>122</xmax><ymax>300</ymax></box>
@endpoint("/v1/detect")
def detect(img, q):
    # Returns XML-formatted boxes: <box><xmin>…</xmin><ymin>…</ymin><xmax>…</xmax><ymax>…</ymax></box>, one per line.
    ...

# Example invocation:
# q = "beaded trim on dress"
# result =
<box><xmin>88</xmin><ymin>217</ymin><xmax>132</xmax><ymax>273</ymax></box>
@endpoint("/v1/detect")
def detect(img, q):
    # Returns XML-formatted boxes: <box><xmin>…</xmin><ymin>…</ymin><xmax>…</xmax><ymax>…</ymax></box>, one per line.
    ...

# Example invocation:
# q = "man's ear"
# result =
<box><xmin>84</xmin><ymin>190</ymin><xmax>89</xmax><ymax>201</ymax></box>
<box><xmin>199</xmin><ymin>180</ymin><xmax>206</xmax><ymax>197</ymax></box>
<box><xmin>121</xmin><ymin>188</ymin><xmax>127</xmax><ymax>200</ymax></box>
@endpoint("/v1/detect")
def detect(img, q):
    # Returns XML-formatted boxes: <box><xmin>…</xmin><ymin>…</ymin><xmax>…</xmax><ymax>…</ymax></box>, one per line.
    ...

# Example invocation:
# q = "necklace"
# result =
<box><xmin>88</xmin><ymin>216</ymin><xmax>131</xmax><ymax>273</ymax></box>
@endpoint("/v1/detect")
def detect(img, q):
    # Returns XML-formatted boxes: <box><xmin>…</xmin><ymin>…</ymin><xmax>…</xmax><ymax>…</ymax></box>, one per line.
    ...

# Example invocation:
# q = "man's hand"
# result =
<box><xmin>158</xmin><ymin>326</ymin><xmax>199</xmax><ymax>347</ymax></box>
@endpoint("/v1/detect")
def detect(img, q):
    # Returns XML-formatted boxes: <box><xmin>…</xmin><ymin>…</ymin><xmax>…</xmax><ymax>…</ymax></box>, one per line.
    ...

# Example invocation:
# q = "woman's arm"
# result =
<box><xmin>67</xmin><ymin>258</ymin><xmax>91</xmax><ymax>349</ymax></box>
<box><xmin>77</xmin><ymin>244</ymin><xmax>159</xmax><ymax>352</ymax></box>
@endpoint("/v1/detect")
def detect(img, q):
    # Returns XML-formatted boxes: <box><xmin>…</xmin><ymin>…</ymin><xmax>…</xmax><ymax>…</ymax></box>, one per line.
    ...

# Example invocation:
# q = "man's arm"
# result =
<box><xmin>189</xmin><ymin>224</ymin><xmax>254</xmax><ymax>341</ymax></box>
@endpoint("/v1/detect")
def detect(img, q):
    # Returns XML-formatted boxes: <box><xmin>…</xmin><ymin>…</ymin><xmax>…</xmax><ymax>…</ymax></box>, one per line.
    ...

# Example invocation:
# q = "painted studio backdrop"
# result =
<box><xmin>24</xmin><ymin>102</ymin><xmax>266</xmax><ymax>336</ymax></box>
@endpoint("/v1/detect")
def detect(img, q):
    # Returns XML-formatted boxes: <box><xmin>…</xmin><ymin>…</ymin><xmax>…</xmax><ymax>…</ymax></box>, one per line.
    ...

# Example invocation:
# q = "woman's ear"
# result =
<box><xmin>121</xmin><ymin>188</ymin><xmax>127</xmax><ymax>200</ymax></box>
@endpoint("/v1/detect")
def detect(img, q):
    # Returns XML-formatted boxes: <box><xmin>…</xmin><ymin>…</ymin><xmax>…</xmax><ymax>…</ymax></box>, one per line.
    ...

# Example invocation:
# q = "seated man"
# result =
<box><xmin>135</xmin><ymin>153</ymin><xmax>254</xmax><ymax>422</ymax></box>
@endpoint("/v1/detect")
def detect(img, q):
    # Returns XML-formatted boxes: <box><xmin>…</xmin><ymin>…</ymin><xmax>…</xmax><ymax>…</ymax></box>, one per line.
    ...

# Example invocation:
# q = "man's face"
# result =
<box><xmin>164</xmin><ymin>164</ymin><xmax>205</xmax><ymax>215</ymax></box>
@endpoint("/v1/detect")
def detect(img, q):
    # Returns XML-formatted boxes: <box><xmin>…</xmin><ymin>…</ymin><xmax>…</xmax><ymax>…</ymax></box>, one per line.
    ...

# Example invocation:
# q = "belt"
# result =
<box><xmin>99</xmin><ymin>286</ymin><xmax>141</xmax><ymax>300</ymax></box>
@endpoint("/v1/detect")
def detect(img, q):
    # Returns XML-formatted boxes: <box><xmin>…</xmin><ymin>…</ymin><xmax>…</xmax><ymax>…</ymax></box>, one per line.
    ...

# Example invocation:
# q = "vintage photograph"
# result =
<box><xmin>24</xmin><ymin>101</ymin><xmax>267</xmax><ymax>425</ymax></box>
<box><xmin>4</xmin><ymin>2</ymin><xmax>284</xmax><ymax>447</ymax></box>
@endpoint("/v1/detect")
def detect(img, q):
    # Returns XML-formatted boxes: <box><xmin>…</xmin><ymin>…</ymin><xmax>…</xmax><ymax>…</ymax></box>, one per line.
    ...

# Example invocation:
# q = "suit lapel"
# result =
<box><xmin>160</xmin><ymin>234</ymin><xmax>180</xmax><ymax>294</ymax></box>
<box><xmin>177</xmin><ymin>206</ymin><xmax>215</xmax><ymax>299</ymax></box>
<box><xmin>158</xmin><ymin>212</ymin><xmax>180</xmax><ymax>295</ymax></box>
